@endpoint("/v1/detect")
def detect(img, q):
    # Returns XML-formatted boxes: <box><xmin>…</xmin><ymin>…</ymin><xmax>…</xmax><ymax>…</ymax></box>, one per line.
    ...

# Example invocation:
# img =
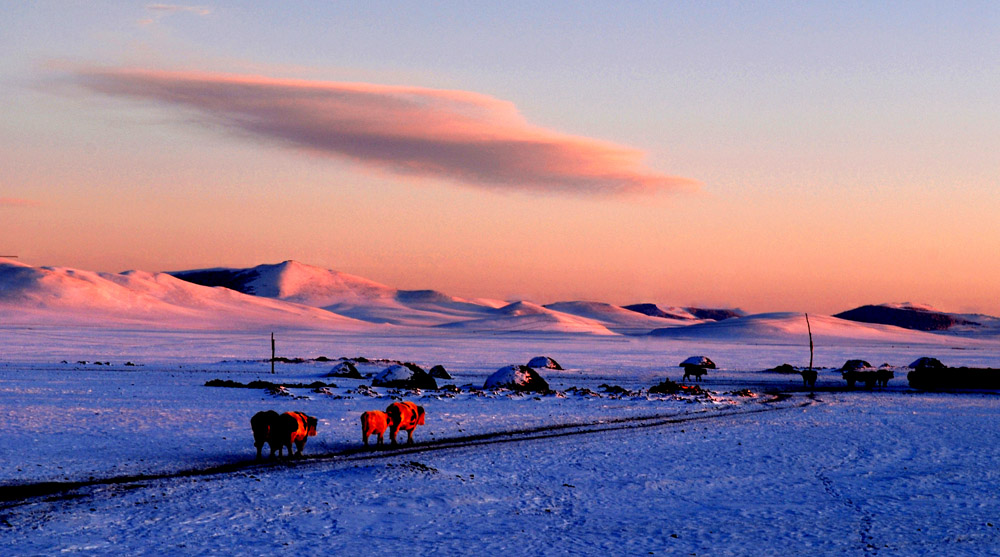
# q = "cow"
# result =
<box><xmin>250</xmin><ymin>410</ymin><xmax>280</xmax><ymax>460</ymax></box>
<box><xmin>801</xmin><ymin>369</ymin><xmax>818</xmax><ymax>389</ymax></box>
<box><xmin>273</xmin><ymin>411</ymin><xmax>318</xmax><ymax>458</ymax></box>
<box><xmin>876</xmin><ymin>368</ymin><xmax>894</xmax><ymax>388</ymax></box>
<box><xmin>360</xmin><ymin>410</ymin><xmax>389</xmax><ymax>447</ymax></box>
<box><xmin>385</xmin><ymin>401</ymin><xmax>426</xmax><ymax>445</ymax></box>
<box><xmin>681</xmin><ymin>365</ymin><xmax>707</xmax><ymax>382</ymax></box>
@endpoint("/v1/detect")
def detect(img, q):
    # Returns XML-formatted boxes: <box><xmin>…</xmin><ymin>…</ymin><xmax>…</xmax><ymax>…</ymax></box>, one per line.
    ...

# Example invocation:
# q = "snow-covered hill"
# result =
<box><xmin>172</xmin><ymin>261</ymin><xmax>498</xmax><ymax>326</ymax></box>
<box><xmin>544</xmin><ymin>301</ymin><xmax>696</xmax><ymax>334</ymax></box>
<box><xmin>648</xmin><ymin>312</ymin><xmax>960</xmax><ymax>345</ymax></box>
<box><xmin>0</xmin><ymin>259</ymin><xmax>372</xmax><ymax>330</ymax></box>
<box><xmin>438</xmin><ymin>302</ymin><xmax>616</xmax><ymax>335</ymax></box>
<box><xmin>5</xmin><ymin>258</ymin><xmax>1000</xmax><ymax>342</ymax></box>
<box><xmin>834</xmin><ymin>303</ymin><xmax>1000</xmax><ymax>335</ymax></box>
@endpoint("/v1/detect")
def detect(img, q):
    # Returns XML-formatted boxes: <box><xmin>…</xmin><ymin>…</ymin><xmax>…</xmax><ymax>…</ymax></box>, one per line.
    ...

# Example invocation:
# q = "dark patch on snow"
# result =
<box><xmin>764</xmin><ymin>363</ymin><xmax>799</xmax><ymax>374</ymax></box>
<box><xmin>204</xmin><ymin>379</ymin><xmax>335</xmax><ymax>390</ymax></box>
<box><xmin>685</xmin><ymin>307</ymin><xmax>743</xmax><ymax>321</ymax></box>
<box><xmin>621</xmin><ymin>303</ymin><xmax>689</xmax><ymax>319</ymax></box>
<box><xmin>169</xmin><ymin>267</ymin><xmax>262</xmax><ymax>295</ymax></box>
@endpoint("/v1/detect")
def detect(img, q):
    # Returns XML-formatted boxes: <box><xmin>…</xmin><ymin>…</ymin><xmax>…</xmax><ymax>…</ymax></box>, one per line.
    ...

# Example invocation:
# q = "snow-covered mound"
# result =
<box><xmin>325</xmin><ymin>361</ymin><xmax>363</xmax><ymax>378</ymax></box>
<box><xmin>527</xmin><ymin>356</ymin><xmax>563</xmax><ymax>370</ymax></box>
<box><xmin>680</xmin><ymin>356</ymin><xmax>716</xmax><ymax>369</ymax></box>
<box><xmin>371</xmin><ymin>364</ymin><xmax>438</xmax><ymax>390</ymax></box>
<box><xmin>172</xmin><ymin>261</ymin><xmax>497</xmax><ymax>326</ymax></box>
<box><xmin>648</xmin><ymin>312</ymin><xmax>959</xmax><ymax>345</ymax></box>
<box><xmin>909</xmin><ymin>357</ymin><xmax>945</xmax><ymax>369</ymax></box>
<box><xmin>839</xmin><ymin>360</ymin><xmax>874</xmax><ymax>372</ymax></box>
<box><xmin>545</xmin><ymin>301</ymin><xmax>694</xmax><ymax>334</ymax></box>
<box><xmin>483</xmin><ymin>364</ymin><xmax>550</xmax><ymax>392</ymax></box>
<box><xmin>0</xmin><ymin>259</ymin><xmax>372</xmax><ymax>330</ymax></box>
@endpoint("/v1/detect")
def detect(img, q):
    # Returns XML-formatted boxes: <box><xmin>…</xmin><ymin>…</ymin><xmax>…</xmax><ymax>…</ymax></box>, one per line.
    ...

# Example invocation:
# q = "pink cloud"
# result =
<box><xmin>0</xmin><ymin>198</ymin><xmax>41</xmax><ymax>208</ymax></box>
<box><xmin>145</xmin><ymin>4</ymin><xmax>211</xmax><ymax>16</ymax></box>
<box><xmin>73</xmin><ymin>68</ymin><xmax>697</xmax><ymax>194</ymax></box>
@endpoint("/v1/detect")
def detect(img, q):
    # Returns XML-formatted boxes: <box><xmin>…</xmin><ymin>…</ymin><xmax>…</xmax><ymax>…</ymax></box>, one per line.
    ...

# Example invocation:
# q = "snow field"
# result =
<box><xmin>2</xmin><ymin>329</ymin><xmax>1000</xmax><ymax>555</ymax></box>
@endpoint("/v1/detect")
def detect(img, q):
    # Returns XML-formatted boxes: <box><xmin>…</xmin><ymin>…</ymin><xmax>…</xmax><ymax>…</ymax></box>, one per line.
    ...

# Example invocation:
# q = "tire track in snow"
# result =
<box><xmin>0</xmin><ymin>394</ymin><xmax>812</xmax><ymax>511</ymax></box>
<box><xmin>815</xmin><ymin>469</ymin><xmax>878</xmax><ymax>555</ymax></box>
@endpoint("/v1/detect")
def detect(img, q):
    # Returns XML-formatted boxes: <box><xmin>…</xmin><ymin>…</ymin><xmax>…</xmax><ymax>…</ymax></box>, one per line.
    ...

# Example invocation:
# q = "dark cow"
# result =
<box><xmin>386</xmin><ymin>401</ymin><xmax>426</xmax><ymax>445</ymax></box>
<box><xmin>876</xmin><ymin>368</ymin><xmax>894</xmax><ymax>388</ymax></box>
<box><xmin>682</xmin><ymin>366</ymin><xmax>707</xmax><ymax>382</ymax></box>
<box><xmin>250</xmin><ymin>410</ymin><xmax>280</xmax><ymax>460</ymax></box>
<box><xmin>801</xmin><ymin>369</ymin><xmax>818</xmax><ymax>389</ymax></box>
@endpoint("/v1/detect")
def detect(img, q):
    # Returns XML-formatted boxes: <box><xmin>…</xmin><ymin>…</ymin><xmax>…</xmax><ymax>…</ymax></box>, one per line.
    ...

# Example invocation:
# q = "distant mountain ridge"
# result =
<box><xmin>833</xmin><ymin>304</ymin><xmax>980</xmax><ymax>332</ymax></box>
<box><xmin>4</xmin><ymin>258</ymin><xmax>999</xmax><ymax>341</ymax></box>
<box><xmin>622</xmin><ymin>303</ymin><xmax>743</xmax><ymax>321</ymax></box>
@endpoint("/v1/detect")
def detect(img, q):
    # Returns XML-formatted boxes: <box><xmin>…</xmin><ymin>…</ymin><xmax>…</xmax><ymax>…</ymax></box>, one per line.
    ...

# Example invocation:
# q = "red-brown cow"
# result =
<box><xmin>385</xmin><ymin>401</ymin><xmax>426</xmax><ymax>445</ymax></box>
<box><xmin>360</xmin><ymin>410</ymin><xmax>389</xmax><ymax>447</ymax></box>
<box><xmin>273</xmin><ymin>411</ymin><xmax>318</xmax><ymax>458</ymax></box>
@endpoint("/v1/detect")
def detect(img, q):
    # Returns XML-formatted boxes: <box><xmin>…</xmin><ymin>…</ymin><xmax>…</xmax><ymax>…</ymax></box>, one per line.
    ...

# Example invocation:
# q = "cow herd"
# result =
<box><xmin>251</xmin><ymin>401</ymin><xmax>426</xmax><ymax>460</ymax></box>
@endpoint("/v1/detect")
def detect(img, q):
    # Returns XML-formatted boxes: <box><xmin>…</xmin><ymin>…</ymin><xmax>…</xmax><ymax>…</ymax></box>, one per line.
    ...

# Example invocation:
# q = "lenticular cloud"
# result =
<box><xmin>74</xmin><ymin>68</ymin><xmax>696</xmax><ymax>194</ymax></box>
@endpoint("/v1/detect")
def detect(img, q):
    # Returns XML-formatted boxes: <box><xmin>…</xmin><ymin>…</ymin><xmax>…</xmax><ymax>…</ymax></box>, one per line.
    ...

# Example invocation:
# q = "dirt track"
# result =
<box><xmin>0</xmin><ymin>392</ymin><xmax>812</xmax><ymax>511</ymax></box>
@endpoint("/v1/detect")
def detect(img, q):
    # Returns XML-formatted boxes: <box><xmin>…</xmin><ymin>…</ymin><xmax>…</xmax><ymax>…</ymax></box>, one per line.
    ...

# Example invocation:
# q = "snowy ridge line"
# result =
<box><xmin>0</xmin><ymin>394</ymin><xmax>809</xmax><ymax>509</ymax></box>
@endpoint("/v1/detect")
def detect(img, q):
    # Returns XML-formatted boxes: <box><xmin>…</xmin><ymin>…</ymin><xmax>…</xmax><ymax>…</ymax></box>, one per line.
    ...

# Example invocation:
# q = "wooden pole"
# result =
<box><xmin>270</xmin><ymin>332</ymin><xmax>275</xmax><ymax>374</ymax></box>
<box><xmin>805</xmin><ymin>313</ymin><xmax>814</xmax><ymax>371</ymax></box>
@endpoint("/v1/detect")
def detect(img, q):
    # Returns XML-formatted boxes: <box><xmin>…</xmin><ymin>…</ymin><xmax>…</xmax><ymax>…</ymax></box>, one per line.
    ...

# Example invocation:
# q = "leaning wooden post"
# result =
<box><xmin>270</xmin><ymin>332</ymin><xmax>275</xmax><ymax>374</ymax></box>
<box><xmin>805</xmin><ymin>313</ymin><xmax>814</xmax><ymax>371</ymax></box>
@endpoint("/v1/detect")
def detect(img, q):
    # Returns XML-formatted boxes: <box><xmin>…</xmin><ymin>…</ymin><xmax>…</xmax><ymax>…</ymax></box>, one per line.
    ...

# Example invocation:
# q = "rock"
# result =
<box><xmin>484</xmin><ymin>365</ymin><xmax>550</xmax><ymax>392</ymax></box>
<box><xmin>429</xmin><ymin>365</ymin><xmax>452</xmax><ymax>379</ymax></box>
<box><xmin>649</xmin><ymin>379</ymin><xmax>681</xmax><ymax>394</ymax></box>
<box><xmin>765</xmin><ymin>363</ymin><xmax>798</xmax><ymax>374</ymax></box>
<box><xmin>527</xmin><ymin>356</ymin><xmax>563</xmax><ymax>370</ymax></box>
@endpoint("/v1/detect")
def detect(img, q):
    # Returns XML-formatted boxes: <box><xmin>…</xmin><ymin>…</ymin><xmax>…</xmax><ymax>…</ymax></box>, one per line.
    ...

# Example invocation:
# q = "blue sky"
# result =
<box><xmin>2</xmin><ymin>2</ymin><xmax>998</xmax><ymax>313</ymax></box>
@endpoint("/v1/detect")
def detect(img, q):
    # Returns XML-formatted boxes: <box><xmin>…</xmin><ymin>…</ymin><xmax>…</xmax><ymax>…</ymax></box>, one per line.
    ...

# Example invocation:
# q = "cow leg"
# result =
<box><xmin>377</xmin><ymin>433</ymin><xmax>384</xmax><ymax>446</ymax></box>
<box><xmin>406</xmin><ymin>429</ymin><xmax>414</xmax><ymax>445</ymax></box>
<box><xmin>390</xmin><ymin>426</ymin><xmax>399</xmax><ymax>445</ymax></box>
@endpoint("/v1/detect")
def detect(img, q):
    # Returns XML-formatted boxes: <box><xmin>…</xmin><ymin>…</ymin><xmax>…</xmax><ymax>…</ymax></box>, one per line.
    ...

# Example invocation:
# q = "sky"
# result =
<box><xmin>2</xmin><ymin>1</ymin><xmax>999</xmax><ymax>315</ymax></box>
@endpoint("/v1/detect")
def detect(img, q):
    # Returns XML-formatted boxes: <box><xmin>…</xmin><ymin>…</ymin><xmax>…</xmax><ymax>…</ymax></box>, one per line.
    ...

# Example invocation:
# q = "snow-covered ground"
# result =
<box><xmin>2</xmin><ymin>328</ymin><xmax>1000</xmax><ymax>554</ymax></box>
